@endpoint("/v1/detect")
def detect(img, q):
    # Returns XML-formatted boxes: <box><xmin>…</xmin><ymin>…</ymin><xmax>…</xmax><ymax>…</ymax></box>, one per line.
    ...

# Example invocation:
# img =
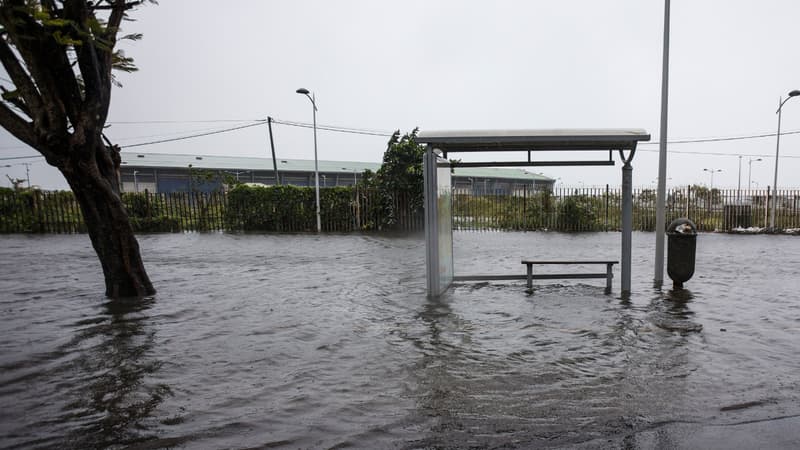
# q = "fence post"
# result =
<box><xmin>145</xmin><ymin>189</ymin><xmax>152</xmax><ymax>219</ymax></box>
<box><xmin>33</xmin><ymin>190</ymin><xmax>44</xmax><ymax>233</ymax></box>
<box><xmin>685</xmin><ymin>185</ymin><xmax>690</xmax><ymax>219</ymax></box>
<box><xmin>605</xmin><ymin>184</ymin><xmax>610</xmax><ymax>231</ymax></box>
<box><xmin>765</xmin><ymin>186</ymin><xmax>770</xmax><ymax>229</ymax></box>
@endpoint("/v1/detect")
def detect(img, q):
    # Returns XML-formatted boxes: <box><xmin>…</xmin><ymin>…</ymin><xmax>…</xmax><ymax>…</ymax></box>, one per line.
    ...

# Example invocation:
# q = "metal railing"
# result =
<box><xmin>1</xmin><ymin>186</ymin><xmax>797</xmax><ymax>234</ymax></box>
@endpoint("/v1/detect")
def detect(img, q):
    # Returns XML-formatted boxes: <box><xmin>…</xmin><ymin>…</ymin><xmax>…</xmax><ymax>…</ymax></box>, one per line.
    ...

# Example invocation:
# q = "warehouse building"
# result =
<box><xmin>119</xmin><ymin>152</ymin><xmax>554</xmax><ymax>194</ymax></box>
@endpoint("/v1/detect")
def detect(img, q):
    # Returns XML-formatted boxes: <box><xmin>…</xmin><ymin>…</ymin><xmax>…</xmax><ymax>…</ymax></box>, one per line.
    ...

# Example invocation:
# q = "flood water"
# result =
<box><xmin>2</xmin><ymin>231</ymin><xmax>800</xmax><ymax>449</ymax></box>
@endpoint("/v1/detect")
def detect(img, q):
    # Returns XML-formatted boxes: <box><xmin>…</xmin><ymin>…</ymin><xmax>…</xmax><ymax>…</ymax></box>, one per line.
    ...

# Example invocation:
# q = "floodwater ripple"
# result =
<box><xmin>1</xmin><ymin>232</ymin><xmax>800</xmax><ymax>448</ymax></box>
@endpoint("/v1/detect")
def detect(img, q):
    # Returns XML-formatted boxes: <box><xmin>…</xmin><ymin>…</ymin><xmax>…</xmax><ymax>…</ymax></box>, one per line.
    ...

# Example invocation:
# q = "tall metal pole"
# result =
<box><xmin>267</xmin><ymin>116</ymin><xmax>280</xmax><ymax>185</ymax></box>
<box><xmin>22</xmin><ymin>162</ymin><xmax>31</xmax><ymax>188</ymax></box>
<box><xmin>771</xmin><ymin>90</ymin><xmax>800</xmax><ymax>229</ymax></box>
<box><xmin>703</xmin><ymin>168</ymin><xmax>721</xmax><ymax>190</ymax></box>
<box><xmin>653</xmin><ymin>0</ymin><xmax>671</xmax><ymax>286</ymax></box>
<box><xmin>296</xmin><ymin>88</ymin><xmax>321</xmax><ymax>232</ymax></box>
<box><xmin>771</xmin><ymin>97</ymin><xmax>782</xmax><ymax>230</ymax></box>
<box><xmin>737</xmin><ymin>155</ymin><xmax>742</xmax><ymax>202</ymax></box>
<box><xmin>311</xmin><ymin>93</ymin><xmax>320</xmax><ymax>233</ymax></box>
<box><xmin>748</xmin><ymin>158</ymin><xmax>761</xmax><ymax>189</ymax></box>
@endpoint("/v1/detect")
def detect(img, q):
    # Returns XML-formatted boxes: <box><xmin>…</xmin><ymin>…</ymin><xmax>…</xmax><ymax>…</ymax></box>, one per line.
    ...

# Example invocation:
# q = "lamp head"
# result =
<box><xmin>296</xmin><ymin>88</ymin><xmax>310</xmax><ymax>95</ymax></box>
<box><xmin>789</xmin><ymin>90</ymin><xmax>800</xmax><ymax>97</ymax></box>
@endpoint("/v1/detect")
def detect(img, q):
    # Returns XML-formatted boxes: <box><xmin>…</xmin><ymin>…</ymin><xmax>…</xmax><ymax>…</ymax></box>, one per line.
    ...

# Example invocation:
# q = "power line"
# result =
<box><xmin>0</xmin><ymin>154</ymin><xmax>43</xmax><ymax>161</ymax></box>
<box><xmin>2</xmin><ymin>119</ymin><xmax>800</xmax><ymax>155</ymax></box>
<box><xmin>637</xmin><ymin>147</ymin><xmax>800</xmax><ymax>159</ymax></box>
<box><xmin>121</xmin><ymin>121</ymin><xmax>268</xmax><ymax>148</ymax></box>
<box><xmin>270</xmin><ymin>118</ymin><xmax>394</xmax><ymax>137</ymax></box>
<box><xmin>111</xmin><ymin>125</ymin><xmax>246</xmax><ymax>143</ymax></box>
<box><xmin>108</xmin><ymin>119</ymin><xmax>265</xmax><ymax>124</ymax></box>
<box><xmin>640</xmin><ymin>129</ymin><xmax>800</xmax><ymax>145</ymax></box>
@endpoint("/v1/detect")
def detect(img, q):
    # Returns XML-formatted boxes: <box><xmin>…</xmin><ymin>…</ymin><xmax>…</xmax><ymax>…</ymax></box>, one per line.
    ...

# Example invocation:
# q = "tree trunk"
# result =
<box><xmin>59</xmin><ymin>148</ymin><xmax>155</xmax><ymax>298</ymax></box>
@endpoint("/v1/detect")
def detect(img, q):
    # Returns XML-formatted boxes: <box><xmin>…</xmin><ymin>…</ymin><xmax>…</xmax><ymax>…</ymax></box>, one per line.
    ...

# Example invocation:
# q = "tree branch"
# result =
<box><xmin>0</xmin><ymin>4</ymin><xmax>80</xmax><ymax>130</ymax></box>
<box><xmin>93</xmin><ymin>1</ymin><xmax>147</xmax><ymax>11</ymax></box>
<box><xmin>0</xmin><ymin>36</ymin><xmax>42</xmax><ymax>122</ymax></box>
<box><xmin>0</xmin><ymin>100</ymin><xmax>37</xmax><ymax>149</ymax></box>
<box><xmin>1</xmin><ymin>86</ymin><xmax>33</xmax><ymax>118</ymax></box>
<box><xmin>64</xmin><ymin>0</ymin><xmax>111</xmax><ymax>133</ymax></box>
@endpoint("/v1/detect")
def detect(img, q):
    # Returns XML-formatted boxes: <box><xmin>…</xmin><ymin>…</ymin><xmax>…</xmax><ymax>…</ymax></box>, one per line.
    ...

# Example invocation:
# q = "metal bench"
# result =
<box><xmin>521</xmin><ymin>260</ymin><xmax>618</xmax><ymax>294</ymax></box>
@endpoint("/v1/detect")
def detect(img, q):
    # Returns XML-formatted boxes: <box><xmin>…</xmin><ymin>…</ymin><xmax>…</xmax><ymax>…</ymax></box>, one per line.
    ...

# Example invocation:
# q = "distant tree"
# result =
<box><xmin>637</xmin><ymin>188</ymin><xmax>656</xmax><ymax>204</ymax></box>
<box><xmin>0</xmin><ymin>1</ymin><xmax>155</xmax><ymax>297</ymax></box>
<box><xmin>690</xmin><ymin>184</ymin><xmax>709</xmax><ymax>198</ymax></box>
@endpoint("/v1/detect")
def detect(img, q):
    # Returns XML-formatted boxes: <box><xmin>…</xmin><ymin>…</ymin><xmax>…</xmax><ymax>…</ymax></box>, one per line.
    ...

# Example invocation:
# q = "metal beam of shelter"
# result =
<box><xmin>418</xmin><ymin>129</ymin><xmax>651</xmax><ymax>297</ymax></box>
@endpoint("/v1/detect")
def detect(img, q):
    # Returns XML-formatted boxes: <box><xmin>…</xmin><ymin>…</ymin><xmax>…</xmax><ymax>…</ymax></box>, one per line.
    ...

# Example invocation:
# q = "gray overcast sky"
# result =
<box><xmin>2</xmin><ymin>0</ymin><xmax>800</xmax><ymax>189</ymax></box>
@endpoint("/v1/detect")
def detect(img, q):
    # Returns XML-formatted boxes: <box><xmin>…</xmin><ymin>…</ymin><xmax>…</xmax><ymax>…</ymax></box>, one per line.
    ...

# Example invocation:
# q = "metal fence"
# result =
<box><xmin>453</xmin><ymin>186</ymin><xmax>800</xmax><ymax>232</ymax></box>
<box><xmin>1</xmin><ymin>186</ymin><xmax>798</xmax><ymax>234</ymax></box>
<box><xmin>0</xmin><ymin>188</ymin><xmax>424</xmax><ymax>233</ymax></box>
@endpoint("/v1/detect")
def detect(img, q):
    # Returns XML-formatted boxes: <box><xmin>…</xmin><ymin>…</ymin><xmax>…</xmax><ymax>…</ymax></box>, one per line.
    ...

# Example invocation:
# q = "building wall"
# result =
<box><xmin>119</xmin><ymin>167</ymin><xmax>362</xmax><ymax>193</ymax></box>
<box><xmin>119</xmin><ymin>167</ymin><xmax>551</xmax><ymax>194</ymax></box>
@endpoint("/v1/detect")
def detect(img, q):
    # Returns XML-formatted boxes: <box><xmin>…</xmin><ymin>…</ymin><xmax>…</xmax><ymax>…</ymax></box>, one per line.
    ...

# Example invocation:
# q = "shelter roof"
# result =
<box><xmin>416</xmin><ymin>129</ymin><xmax>650</xmax><ymax>152</ymax></box>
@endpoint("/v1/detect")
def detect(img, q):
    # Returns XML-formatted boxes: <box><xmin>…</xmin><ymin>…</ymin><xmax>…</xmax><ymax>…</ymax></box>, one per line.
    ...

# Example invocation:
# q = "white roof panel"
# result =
<box><xmin>416</xmin><ymin>128</ymin><xmax>650</xmax><ymax>151</ymax></box>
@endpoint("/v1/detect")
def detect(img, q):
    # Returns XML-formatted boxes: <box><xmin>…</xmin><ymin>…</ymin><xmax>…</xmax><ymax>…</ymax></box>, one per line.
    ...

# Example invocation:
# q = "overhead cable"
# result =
<box><xmin>121</xmin><ymin>121</ymin><xmax>268</xmax><ymax>148</ymax></box>
<box><xmin>640</xmin><ymin>129</ymin><xmax>800</xmax><ymax>145</ymax></box>
<box><xmin>270</xmin><ymin>118</ymin><xmax>394</xmax><ymax>137</ymax></box>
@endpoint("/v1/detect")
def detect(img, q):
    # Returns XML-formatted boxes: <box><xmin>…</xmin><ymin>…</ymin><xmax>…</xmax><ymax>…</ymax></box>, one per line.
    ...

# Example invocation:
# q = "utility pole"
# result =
<box><xmin>22</xmin><ymin>162</ymin><xmax>31</xmax><ymax>188</ymax></box>
<box><xmin>267</xmin><ymin>116</ymin><xmax>280</xmax><ymax>185</ymax></box>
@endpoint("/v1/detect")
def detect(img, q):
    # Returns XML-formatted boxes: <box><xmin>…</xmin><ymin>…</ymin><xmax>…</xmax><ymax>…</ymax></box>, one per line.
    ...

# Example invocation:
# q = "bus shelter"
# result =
<box><xmin>418</xmin><ymin>129</ymin><xmax>651</xmax><ymax>297</ymax></box>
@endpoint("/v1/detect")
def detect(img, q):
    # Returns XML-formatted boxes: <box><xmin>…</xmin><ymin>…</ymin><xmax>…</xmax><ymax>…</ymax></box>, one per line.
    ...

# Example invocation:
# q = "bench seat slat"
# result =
<box><xmin>455</xmin><ymin>273</ymin><xmax>609</xmax><ymax>281</ymax></box>
<box><xmin>521</xmin><ymin>260</ymin><xmax>618</xmax><ymax>265</ymax></box>
<box><xmin>454</xmin><ymin>275</ymin><xmax>527</xmax><ymax>281</ymax></box>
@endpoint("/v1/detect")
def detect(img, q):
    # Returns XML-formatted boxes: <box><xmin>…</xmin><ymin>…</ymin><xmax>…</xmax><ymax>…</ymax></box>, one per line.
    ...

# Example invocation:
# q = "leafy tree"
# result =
<box><xmin>0</xmin><ymin>1</ymin><xmax>155</xmax><ymax>297</ymax></box>
<box><xmin>377</xmin><ymin>128</ymin><xmax>424</xmax><ymax>200</ymax></box>
<box><xmin>374</xmin><ymin>128</ymin><xmax>424</xmax><ymax>227</ymax></box>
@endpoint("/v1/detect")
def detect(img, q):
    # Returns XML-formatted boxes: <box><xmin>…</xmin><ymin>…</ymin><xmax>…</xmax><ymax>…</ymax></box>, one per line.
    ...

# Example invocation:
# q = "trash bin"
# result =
<box><xmin>667</xmin><ymin>218</ymin><xmax>697</xmax><ymax>289</ymax></box>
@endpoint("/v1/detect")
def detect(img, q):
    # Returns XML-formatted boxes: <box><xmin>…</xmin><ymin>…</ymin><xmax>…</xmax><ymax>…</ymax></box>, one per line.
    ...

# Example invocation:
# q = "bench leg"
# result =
<box><xmin>526</xmin><ymin>264</ymin><xmax>533</xmax><ymax>290</ymax></box>
<box><xmin>605</xmin><ymin>263</ymin><xmax>613</xmax><ymax>295</ymax></box>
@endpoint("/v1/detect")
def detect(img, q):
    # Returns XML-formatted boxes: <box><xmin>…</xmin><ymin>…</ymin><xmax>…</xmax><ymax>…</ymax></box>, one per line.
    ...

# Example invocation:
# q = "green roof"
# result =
<box><xmin>120</xmin><ymin>152</ymin><xmax>553</xmax><ymax>182</ymax></box>
<box><xmin>453</xmin><ymin>167</ymin><xmax>552</xmax><ymax>181</ymax></box>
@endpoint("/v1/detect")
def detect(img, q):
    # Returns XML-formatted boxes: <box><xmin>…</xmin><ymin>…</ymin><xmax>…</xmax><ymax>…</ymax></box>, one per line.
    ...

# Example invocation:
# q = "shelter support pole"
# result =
<box><xmin>620</xmin><ymin>152</ymin><xmax>634</xmax><ymax>295</ymax></box>
<box><xmin>423</xmin><ymin>146</ymin><xmax>439</xmax><ymax>297</ymax></box>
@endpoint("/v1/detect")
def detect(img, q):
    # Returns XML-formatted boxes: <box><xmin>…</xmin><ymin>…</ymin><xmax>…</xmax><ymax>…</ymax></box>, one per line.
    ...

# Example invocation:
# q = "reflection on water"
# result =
<box><xmin>0</xmin><ymin>294</ymin><xmax>169</xmax><ymax>449</ymax></box>
<box><xmin>2</xmin><ymin>232</ymin><xmax>800</xmax><ymax>448</ymax></box>
<box><xmin>60</xmin><ymin>299</ymin><xmax>171</xmax><ymax>448</ymax></box>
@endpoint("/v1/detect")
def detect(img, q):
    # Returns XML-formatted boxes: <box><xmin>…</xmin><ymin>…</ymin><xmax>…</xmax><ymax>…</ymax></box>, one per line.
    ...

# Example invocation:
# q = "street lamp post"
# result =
<box><xmin>737</xmin><ymin>155</ymin><xmax>742</xmax><ymax>202</ymax></box>
<box><xmin>770</xmin><ymin>89</ymin><xmax>800</xmax><ymax>230</ymax></box>
<box><xmin>226</xmin><ymin>170</ymin><xmax>249</xmax><ymax>182</ymax></box>
<box><xmin>703</xmin><ymin>168</ymin><xmax>722</xmax><ymax>190</ymax></box>
<box><xmin>296</xmin><ymin>88</ymin><xmax>321</xmax><ymax>233</ymax></box>
<box><xmin>133</xmin><ymin>170</ymin><xmax>139</xmax><ymax>193</ymax></box>
<box><xmin>341</xmin><ymin>167</ymin><xmax>358</xmax><ymax>186</ymax></box>
<box><xmin>748</xmin><ymin>157</ymin><xmax>762</xmax><ymax>190</ymax></box>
